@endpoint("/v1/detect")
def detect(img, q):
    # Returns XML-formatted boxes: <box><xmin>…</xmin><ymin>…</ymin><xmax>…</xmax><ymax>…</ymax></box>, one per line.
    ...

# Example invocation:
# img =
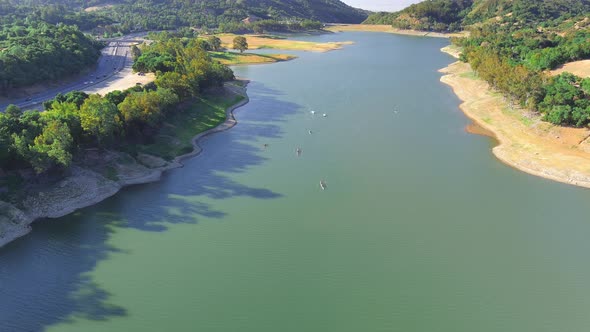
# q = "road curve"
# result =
<box><xmin>0</xmin><ymin>34</ymin><xmax>148</xmax><ymax>111</ymax></box>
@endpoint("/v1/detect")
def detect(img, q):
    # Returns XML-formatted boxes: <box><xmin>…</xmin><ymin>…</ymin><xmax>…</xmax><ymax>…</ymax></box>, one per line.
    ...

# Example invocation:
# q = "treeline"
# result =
<box><xmin>0</xmin><ymin>1</ymin><xmax>111</xmax><ymax>30</ymax></box>
<box><xmin>455</xmin><ymin>8</ymin><xmax>590</xmax><ymax>126</ymax></box>
<box><xmin>0</xmin><ymin>0</ymin><xmax>362</xmax><ymax>37</ymax></box>
<box><xmin>465</xmin><ymin>0</ymin><xmax>590</xmax><ymax>24</ymax></box>
<box><xmin>364</xmin><ymin>0</ymin><xmax>590</xmax><ymax>32</ymax></box>
<box><xmin>0</xmin><ymin>38</ymin><xmax>234</xmax><ymax>173</ymax></box>
<box><xmin>93</xmin><ymin>0</ymin><xmax>365</xmax><ymax>32</ymax></box>
<box><xmin>219</xmin><ymin>19</ymin><xmax>323</xmax><ymax>34</ymax></box>
<box><xmin>0</xmin><ymin>20</ymin><xmax>102</xmax><ymax>90</ymax></box>
<box><xmin>364</xmin><ymin>0</ymin><xmax>473</xmax><ymax>32</ymax></box>
<box><xmin>464</xmin><ymin>46</ymin><xmax>590</xmax><ymax>127</ymax></box>
<box><xmin>7</xmin><ymin>0</ymin><xmax>363</xmax><ymax>34</ymax></box>
<box><xmin>461</xmin><ymin>24</ymin><xmax>590</xmax><ymax>71</ymax></box>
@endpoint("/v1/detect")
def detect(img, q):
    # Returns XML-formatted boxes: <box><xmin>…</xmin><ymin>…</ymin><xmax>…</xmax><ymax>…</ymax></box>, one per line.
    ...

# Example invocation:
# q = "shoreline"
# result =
<box><xmin>0</xmin><ymin>81</ymin><xmax>250</xmax><ymax>248</ymax></box>
<box><xmin>324</xmin><ymin>24</ymin><xmax>467</xmax><ymax>38</ymax></box>
<box><xmin>439</xmin><ymin>48</ymin><xmax>590</xmax><ymax>189</ymax></box>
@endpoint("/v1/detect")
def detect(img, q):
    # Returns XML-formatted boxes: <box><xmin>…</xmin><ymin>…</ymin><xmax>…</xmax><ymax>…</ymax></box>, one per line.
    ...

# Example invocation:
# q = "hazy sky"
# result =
<box><xmin>342</xmin><ymin>0</ymin><xmax>421</xmax><ymax>12</ymax></box>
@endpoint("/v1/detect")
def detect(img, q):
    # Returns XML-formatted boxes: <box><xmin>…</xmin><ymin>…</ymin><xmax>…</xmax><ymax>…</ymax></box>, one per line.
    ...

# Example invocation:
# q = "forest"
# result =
<box><xmin>1</xmin><ymin>0</ymin><xmax>365</xmax><ymax>33</ymax></box>
<box><xmin>0</xmin><ymin>20</ymin><xmax>102</xmax><ymax>90</ymax></box>
<box><xmin>0</xmin><ymin>38</ymin><xmax>234</xmax><ymax>174</ymax></box>
<box><xmin>363</xmin><ymin>0</ymin><xmax>473</xmax><ymax>32</ymax></box>
<box><xmin>97</xmin><ymin>0</ymin><xmax>366</xmax><ymax>32</ymax></box>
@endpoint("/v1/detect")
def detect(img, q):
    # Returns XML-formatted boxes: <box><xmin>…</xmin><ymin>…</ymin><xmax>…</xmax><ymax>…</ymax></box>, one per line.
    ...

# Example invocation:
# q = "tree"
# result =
<box><xmin>155</xmin><ymin>71</ymin><xmax>192</xmax><ymax>97</ymax></box>
<box><xmin>119</xmin><ymin>92</ymin><xmax>154</xmax><ymax>127</ymax></box>
<box><xmin>207</xmin><ymin>36</ymin><xmax>222</xmax><ymax>51</ymax></box>
<box><xmin>5</xmin><ymin>104</ymin><xmax>22</xmax><ymax>120</ymax></box>
<box><xmin>105</xmin><ymin>90</ymin><xmax>128</xmax><ymax>106</ymax></box>
<box><xmin>4</xmin><ymin>104</ymin><xmax>22</xmax><ymax>134</ymax></box>
<box><xmin>79</xmin><ymin>94</ymin><xmax>122</xmax><ymax>145</ymax></box>
<box><xmin>196</xmin><ymin>39</ymin><xmax>211</xmax><ymax>51</ymax></box>
<box><xmin>232</xmin><ymin>36</ymin><xmax>248</xmax><ymax>53</ymax></box>
<box><xmin>118</xmin><ymin>89</ymin><xmax>178</xmax><ymax>130</ymax></box>
<box><xmin>29</xmin><ymin>120</ymin><xmax>73</xmax><ymax>173</ymax></box>
<box><xmin>131</xmin><ymin>44</ymin><xmax>142</xmax><ymax>59</ymax></box>
<box><xmin>252</xmin><ymin>25</ymin><xmax>264</xmax><ymax>34</ymax></box>
<box><xmin>42</xmin><ymin>101</ymin><xmax>83</xmax><ymax>145</ymax></box>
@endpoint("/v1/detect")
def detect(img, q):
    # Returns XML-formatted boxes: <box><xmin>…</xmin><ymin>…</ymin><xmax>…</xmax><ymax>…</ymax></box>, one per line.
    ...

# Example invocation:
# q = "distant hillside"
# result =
<box><xmin>1</xmin><ymin>0</ymin><xmax>368</xmax><ymax>31</ymax></box>
<box><xmin>465</xmin><ymin>0</ymin><xmax>590</xmax><ymax>23</ymax></box>
<box><xmin>364</xmin><ymin>0</ymin><xmax>590</xmax><ymax>32</ymax></box>
<box><xmin>363</xmin><ymin>0</ymin><xmax>473</xmax><ymax>32</ymax></box>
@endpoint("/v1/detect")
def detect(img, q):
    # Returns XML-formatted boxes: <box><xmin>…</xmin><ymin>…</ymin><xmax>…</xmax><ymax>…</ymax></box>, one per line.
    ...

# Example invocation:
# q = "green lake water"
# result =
<box><xmin>2</xmin><ymin>32</ymin><xmax>590</xmax><ymax>331</ymax></box>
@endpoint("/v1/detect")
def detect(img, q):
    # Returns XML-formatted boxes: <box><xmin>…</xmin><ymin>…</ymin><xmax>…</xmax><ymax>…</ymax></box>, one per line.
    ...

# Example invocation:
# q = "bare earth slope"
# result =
<box><xmin>550</xmin><ymin>60</ymin><xmax>590</xmax><ymax>78</ymax></box>
<box><xmin>440</xmin><ymin>50</ymin><xmax>590</xmax><ymax>189</ymax></box>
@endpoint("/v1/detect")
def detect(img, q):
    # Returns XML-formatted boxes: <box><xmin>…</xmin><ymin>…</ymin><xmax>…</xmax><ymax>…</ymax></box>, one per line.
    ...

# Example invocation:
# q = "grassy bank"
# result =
<box><xmin>123</xmin><ymin>81</ymin><xmax>246</xmax><ymax>160</ymax></box>
<box><xmin>210</xmin><ymin>52</ymin><xmax>296</xmax><ymax>65</ymax></box>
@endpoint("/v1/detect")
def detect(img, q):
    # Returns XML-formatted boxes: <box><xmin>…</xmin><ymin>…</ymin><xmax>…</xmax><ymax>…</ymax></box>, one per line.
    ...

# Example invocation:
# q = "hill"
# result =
<box><xmin>1</xmin><ymin>0</ymin><xmax>367</xmax><ymax>31</ymax></box>
<box><xmin>363</xmin><ymin>0</ymin><xmax>473</xmax><ymax>32</ymax></box>
<box><xmin>367</xmin><ymin>0</ymin><xmax>590</xmax><ymax>127</ymax></box>
<box><xmin>364</xmin><ymin>0</ymin><xmax>590</xmax><ymax>32</ymax></box>
<box><xmin>90</xmin><ymin>0</ymin><xmax>368</xmax><ymax>32</ymax></box>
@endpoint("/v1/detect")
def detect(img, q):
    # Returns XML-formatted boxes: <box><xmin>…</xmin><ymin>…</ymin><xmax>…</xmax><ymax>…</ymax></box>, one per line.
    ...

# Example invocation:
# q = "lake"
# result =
<box><xmin>2</xmin><ymin>31</ymin><xmax>590</xmax><ymax>331</ymax></box>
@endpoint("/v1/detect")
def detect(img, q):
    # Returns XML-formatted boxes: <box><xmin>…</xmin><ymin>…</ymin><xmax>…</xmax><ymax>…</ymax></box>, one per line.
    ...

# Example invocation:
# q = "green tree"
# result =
<box><xmin>3</xmin><ymin>104</ymin><xmax>22</xmax><ymax>134</ymax></box>
<box><xmin>232</xmin><ymin>36</ymin><xmax>248</xmax><ymax>53</ymax></box>
<box><xmin>118</xmin><ymin>90</ymin><xmax>172</xmax><ymax>129</ymax></box>
<box><xmin>29</xmin><ymin>120</ymin><xmax>73</xmax><ymax>173</ymax></box>
<box><xmin>5</xmin><ymin>104</ymin><xmax>22</xmax><ymax>119</ymax></box>
<box><xmin>105</xmin><ymin>90</ymin><xmax>128</xmax><ymax>106</ymax></box>
<box><xmin>207</xmin><ymin>36</ymin><xmax>222</xmax><ymax>51</ymax></box>
<box><xmin>131</xmin><ymin>44</ymin><xmax>142</xmax><ymax>59</ymax></box>
<box><xmin>42</xmin><ymin>101</ymin><xmax>83</xmax><ymax>145</ymax></box>
<box><xmin>79</xmin><ymin>94</ymin><xmax>122</xmax><ymax>145</ymax></box>
<box><xmin>155</xmin><ymin>71</ymin><xmax>192</xmax><ymax>97</ymax></box>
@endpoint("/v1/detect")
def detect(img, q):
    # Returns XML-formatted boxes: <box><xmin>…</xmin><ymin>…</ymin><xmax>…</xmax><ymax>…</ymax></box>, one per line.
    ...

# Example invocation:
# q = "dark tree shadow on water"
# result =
<box><xmin>0</xmin><ymin>82</ymin><xmax>301</xmax><ymax>331</ymax></box>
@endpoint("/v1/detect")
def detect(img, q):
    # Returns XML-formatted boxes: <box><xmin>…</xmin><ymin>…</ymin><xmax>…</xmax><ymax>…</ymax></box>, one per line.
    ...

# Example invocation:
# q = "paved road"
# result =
<box><xmin>0</xmin><ymin>34</ymin><xmax>148</xmax><ymax>111</ymax></box>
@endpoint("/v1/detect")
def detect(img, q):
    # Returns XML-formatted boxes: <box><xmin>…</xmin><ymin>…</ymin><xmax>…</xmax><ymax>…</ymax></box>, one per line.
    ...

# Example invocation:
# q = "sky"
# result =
<box><xmin>342</xmin><ymin>0</ymin><xmax>421</xmax><ymax>12</ymax></box>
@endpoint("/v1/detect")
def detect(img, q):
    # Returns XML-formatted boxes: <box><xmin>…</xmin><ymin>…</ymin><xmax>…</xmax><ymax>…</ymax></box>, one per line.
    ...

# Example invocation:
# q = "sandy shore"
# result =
<box><xmin>0</xmin><ymin>81</ymin><xmax>249</xmax><ymax>248</ymax></box>
<box><xmin>440</xmin><ymin>49</ymin><xmax>590</xmax><ymax>189</ymax></box>
<box><xmin>325</xmin><ymin>24</ymin><xmax>468</xmax><ymax>38</ymax></box>
<box><xmin>216</xmin><ymin>33</ymin><xmax>353</xmax><ymax>52</ymax></box>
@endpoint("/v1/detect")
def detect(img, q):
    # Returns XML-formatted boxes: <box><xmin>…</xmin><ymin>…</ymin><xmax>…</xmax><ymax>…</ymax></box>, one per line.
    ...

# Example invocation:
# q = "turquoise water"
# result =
<box><xmin>2</xmin><ymin>32</ymin><xmax>590</xmax><ymax>331</ymax></box>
